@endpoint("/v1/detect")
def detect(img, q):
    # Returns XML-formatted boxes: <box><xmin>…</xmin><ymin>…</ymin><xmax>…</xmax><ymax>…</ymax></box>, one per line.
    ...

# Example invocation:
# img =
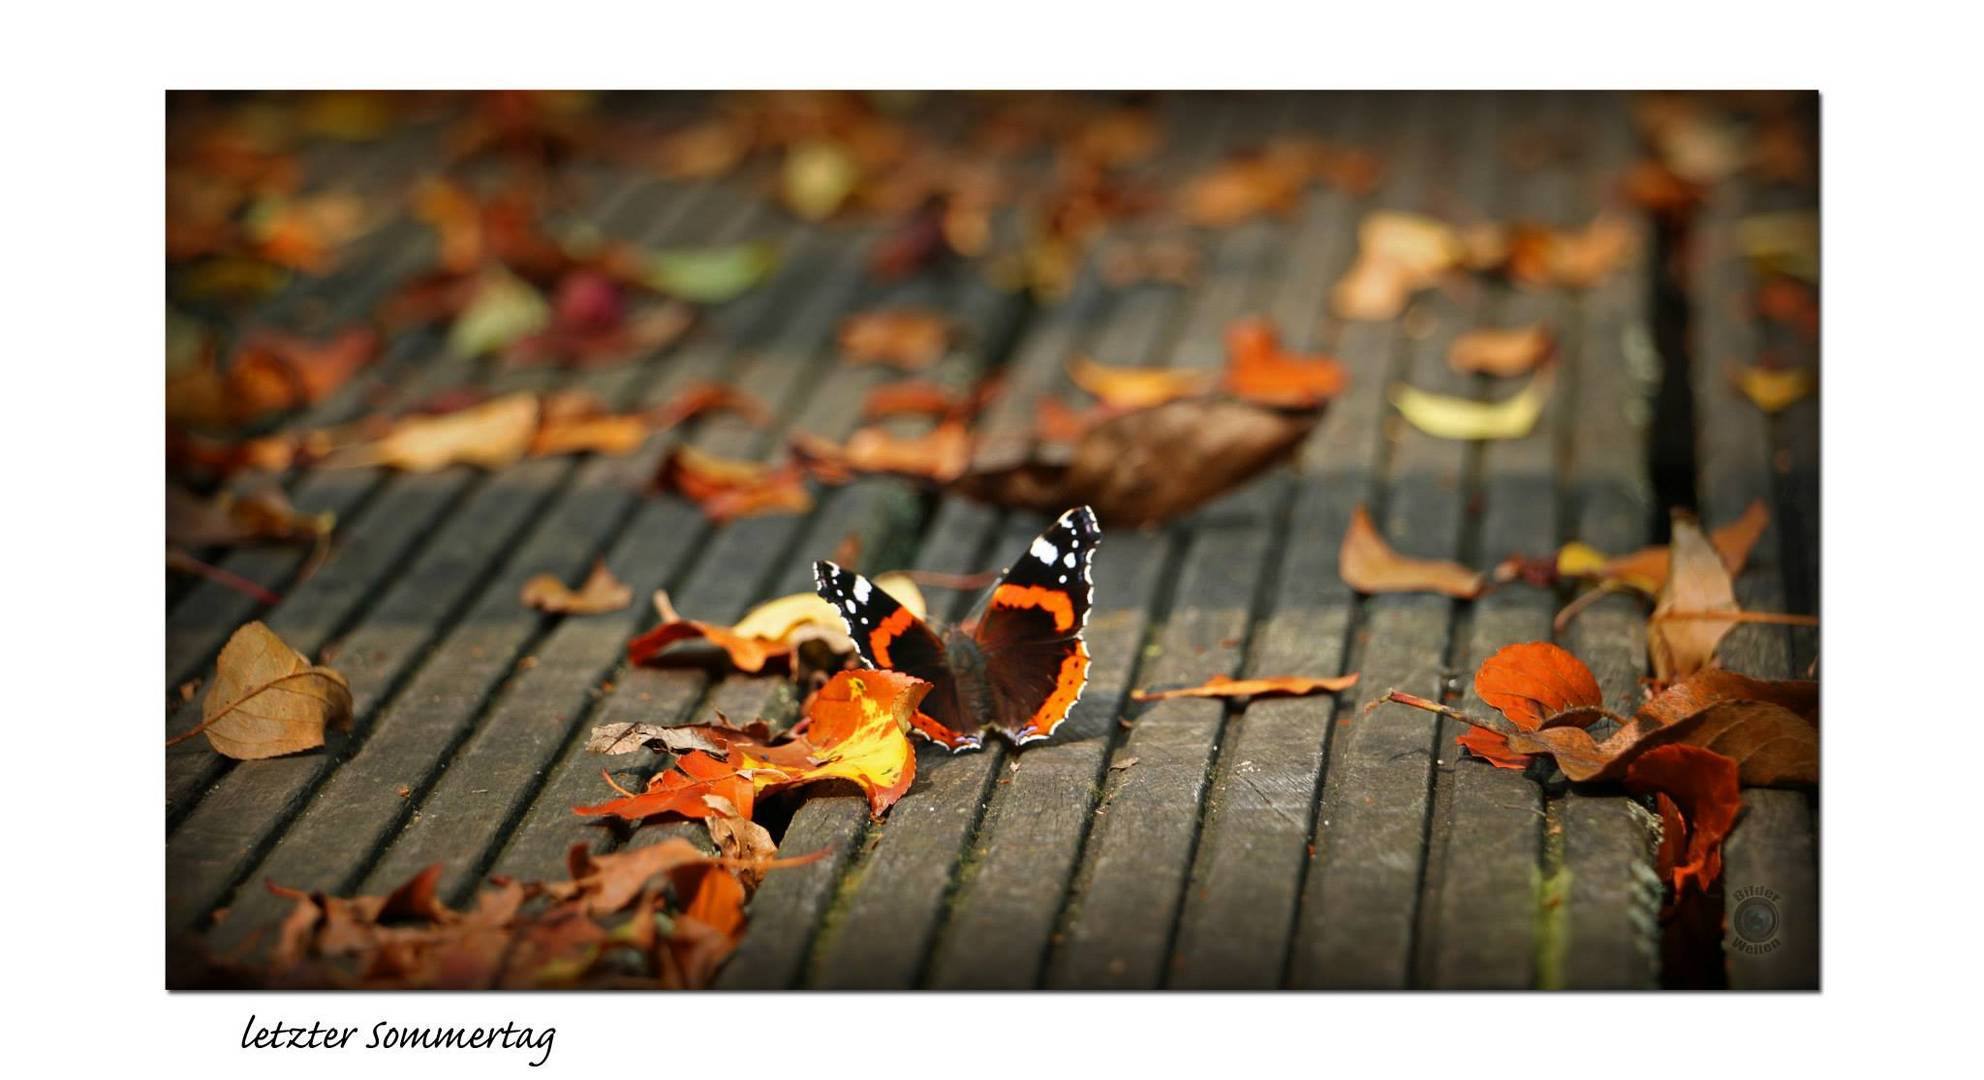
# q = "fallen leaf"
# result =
<box><xmin>648</xmin><ymin>382</ymin><xmax>774</xmax><ymax>430</ymax></box>
<box><xmin>323</xmin><ymin>392</ymin><xmax>540</xmax><ymax>472</ymax></box>
<box><xmin>791</xmin><ymin>421</ymin><xmax>973</xmax><ymax>484</ymax></box>
<box><xmin>179</xmin><ymin>621</ymin><xmax>352</xmax><ymax>760</ymax></box>
<box><xmin>223</xmin><ymin>328</ymin><xmax>380</xmax><ymax>422</ymax></box>
<box><xmin>1332</xmin><ymin>211</ymin><xmax>1459</xmax><ymax>320</ymax></box>
<box><xmin>1109</xmin><ymin>756</ymin><xmax>1138</xmax><ymax>771</ymax></box>
<box><xmin>626</xmin><ymin>571</ymin><xmax>926</xmax><ymax>670</ymax></box>
<box><xmin>783</xmin><ymin>139</ymin><xmax>861</xmax><ymax>221</ymax></box>
<box><xmin>521</xmin><ymin>561</ymin><xmax>633</xmax><ymax>615</ymax></box>
<box><xmin>1220</xmin><ymin>318</ymin><xmax>1347</xmax><ymax>407</ymax></box>
<box><xmin>861</xmin><ymin>380</ymin><xmax>968</xmax><ymax>420</ymax></box>
<box><xmin>166</xmin><ymin>484</ymin><xmax>334</xmax><ymax>549</ymax></box>
<box><xmin>1456</xmin><ymin>642</ymin><xmax>1605</xmax><ymax>770</ymax></box>
<box><xmin>448</xmin><ymin>268</ymin><xmax>552</xmax><ymax>359</ymax></box>
<box><xmin>1391</xmin><ymin>368</ymin><xmax>1553</xmax><ymax>441</ymax></box>
<box><xmin>1391</xmin><ymin>663</ymin><xmax>1817</xmax><ymax>787</ymax></box>
<box><xmin>1509</xmin><ymin>214</ymin><xmax>1636</xmax><ymax>289</ymax></box>
<box><xmin>1737</xmin><ymin>211</ymin><xmax>1818</xmax><ymax>283</ymax></box>
<box><xmin>1554</xmin><ymin>500</ymin><xmax>1769</xmax><ymax>596</ymax></box>
<box><xmin>1448</xmin><ymin>324</ymin><xmax>1555</xmax><ymax>377</ymax></box>
<box><xmin>838</xmin><ymin>309</ymin><xmax>952</xmax><ymax>370</ymax></box>
<box><xmin>705</xmin><ymin>812</ymin><xmax>778</xmax><ymax>890</ymax></box>
<box><xmin>652</xmin><ymin>446</ymin><xmax>813</xmax><ymax>522</ymax></box>
<box><xmin>643</xmin><ymin>241</ymin><xmax>781</xmax><ymax>303</ymax></box>
<box><xmin>576</xmin><ymin>668</ymin><xmax>931</xmax><ymax>821</ymax></box>
<box><xmin>1067</xmin><ymin>356</ymin><xmax>1213</xmax><ymax>409</ymax></box>
<box><xmin>1648</xmin><ymin>515</ymin><xmax>1739</xmax><ymax>684</ymax></box>
<box><xmin>1130</xmin><ymin>673</ymin><xmax>1359</xmax><ymax>702</ymax></box>
<box><xmin>1180</xmin><ymin>152</ymin><xmax>1305</xmax><ymax>227</ymax></box>
<box><xmin>1732</xmin><ymin>363</ymin><xmax>1816</xmax><ymax>414</ymax></box>
<box><xmin>953</xmin><ymin>398</ymin><xmax>1315</xmax><ymax>528</ymax></box>
<box><xmin>1339</xmin><ymin>505</ymin><xmax>1483</xmax><ymax>598</ymax></box>
<box><xmin>1627</xmin><ymin>745</ymin><xmax>1742</xmax><ymax>895</ymax></box>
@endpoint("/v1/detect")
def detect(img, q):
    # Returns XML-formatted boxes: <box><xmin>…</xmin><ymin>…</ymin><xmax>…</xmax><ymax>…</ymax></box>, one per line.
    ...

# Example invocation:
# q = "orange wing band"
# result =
<box><xmin>991</xmin><ymin>583</ymin><xmax>1077</xmax><ymax>632</ymax></box>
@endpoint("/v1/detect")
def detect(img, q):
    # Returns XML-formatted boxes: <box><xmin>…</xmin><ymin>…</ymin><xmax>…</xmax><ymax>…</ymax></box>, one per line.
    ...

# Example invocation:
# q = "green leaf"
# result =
<box><xmin>448</xmin><ymin>269</ymin><xmax>551</xmax><ymax>358</ymax></box>
<box><xmin>644</xmin><ymin>241</ymin><xmax>782</xmax><ymax>304</ymax></box>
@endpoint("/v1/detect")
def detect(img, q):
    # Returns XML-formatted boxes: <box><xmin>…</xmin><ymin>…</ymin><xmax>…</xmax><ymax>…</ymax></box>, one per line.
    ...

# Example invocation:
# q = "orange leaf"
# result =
<box><xmin>1339</xmin><ymin>505</ymin><xmax>1483</xmax><ymax>598</ymax></box>
<box><xmin>1625</xmin><ymin>745</ymin><xmax>1741</xmax><ymax>895</ymax></box>
<box><xmin>1447</xmin><ymin>324</ymin><xmax>1555</xmax><ymax>377</ymax></box>
<box><xmin>791</xmin><ymin>421</ymin><xmax>972</xmax><ymax>485</ymax></box>
<box><xmin>862</xmin><ymin>381</ymin><xmax>966</xmax><ymax>420</ymax></box>
<box><xmin>1130</xmin><ymin>672</ymin><xmax>1359</xmax><ymax>702</ymax></box>
<box><xmin>1067</xmin><ymin>356</ymin><xmax>1212</xmax><ymax>410</ymax></box>
<box><xmin>1473</xmin><ymin>642</ymin><xmax>1603</xmax><ymax>730</ymax></box>
<box><xmin>576</xmin><ymin>668</ymin><xmax>931</xmax><ymax>822</ymax></box>
<box><xmin>625</xmin><ymin>589</ymin><xmax>785</xmax><ymax>673</ymax></box>
<box><xmin>838</xmin><ymin>309</ymin><xmax>952</xmax><ymax>370</ymax></box>
<box><xmin>649</xmin><ymin>381</ymin><xmax>773</xmax><ymax>431</ymax></box>
<box><xmin>653</xmin><ymin>446</ymin><xmax>813</xmax><ymax>523</ymax></box>
<box><xmin>1219</xmin><ymin>318</ymin><xmax>1347</xmax><ymax>407</ymax></box>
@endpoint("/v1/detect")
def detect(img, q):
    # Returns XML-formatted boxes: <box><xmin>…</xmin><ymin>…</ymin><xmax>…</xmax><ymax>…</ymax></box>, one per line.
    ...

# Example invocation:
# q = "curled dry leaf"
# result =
<box><xmin>1626</xmin><ymin>744</ymin><xmax>1742</xmax><ymax>896</ymax></box>
<box><xmin>576</xmin><ymin>668</ymin><xmax>931</xmax><ymax>821</ymax></box>
<box><xmin>520</xmin><ymin>560</ymin><xmax>633</xmax><ymax>615</ymax></box>
<box><xmin>1339</xmin><ymin>505</ymin><xmax>1484</xmax><ymax>598</ymax></box>
<box><xmin>184</xmin><ymin>621</ymin><xmax>353</xmax><ymax>760</ymax></box>
<box><xmin>1067</xmin><ymin>356</ymin><xmax>1212</xmax><ymax>409</ymax></box>
<box><xmin>1220</xmin><ymin>318</ymin><xmax>1348</xmax><ymax>407</ymax></box>
<box><xmin>837</xmin><ymin>309</ymin><xmax>952</xmax><ymax>370</ymax></box>
<box><xmin>1447</xmin><ymin>323</ymin><xmax>1555</xmax><ymax>377</ymax></box>
<box><xmin>790</xmin><ymin>421</ymin><xmax>973</xmax><ymax>485</ymax></box>
<box><xmin>1648</xmin><ymin>515</ymin><xmax>1739</xmax><ymax>684</ymax></box>
<box><xmin>1456</xmin><ymin>642</ymin><xmax>1605</xmax><ymax>769</ymax></box>
<box><xmin>166</xmin><ymin>484</ymin><xmax>334</xmax><ymax>549</ymax></box>
<box><xmin>953</xmin><ymin>398</ymin><xmax>1315</xmax><ymax>528</ymax></box>
<box><xmin>1131</xmin><ymin>672</ymin><xmax>1359</xmax><ymax>702</ymax></box>
<box><xmin>627</xmin><ymin>571</ymin><xmax>927</xmax><ymax>671</ymax></box>
<box><xmin>1391</xmin><ymin>368</ymin><xmax>1553</xmax><ymax>441</ymax></box>
<box><xmin>1732</xmin><ymin>363</ymin><xmax>1816</xmax><ymax>414</ymax></box>
<box><xmin>653</xmin><ymin>446</ymin><xmax>813</xmax><ymax>523</ymax></box>
<box><xmin>1394</xmin><ymin>662</ymin><xmax>1817</xmax><ymax>787</ymax></box>
<box><xmin>1554</xmin><ymin>499</ymin><xmax>1769</xmax><ymax>596</ymax></box>
<box><xmin>324</xmin><ymin>392</ymin><xmax>541</xmax><ymax>472</ymax></box>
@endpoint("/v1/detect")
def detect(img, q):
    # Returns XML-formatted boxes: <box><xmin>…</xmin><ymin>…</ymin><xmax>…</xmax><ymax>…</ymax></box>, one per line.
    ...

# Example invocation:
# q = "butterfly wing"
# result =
<box><xmin>969</xmin><ymin>506</ymin><xmax>1099</xmax><ymax>745</ymax></box>
<box><xmin>812</xmin><ymin>560</ymin><xmax>982</xmax><ymax>751</ymax></box>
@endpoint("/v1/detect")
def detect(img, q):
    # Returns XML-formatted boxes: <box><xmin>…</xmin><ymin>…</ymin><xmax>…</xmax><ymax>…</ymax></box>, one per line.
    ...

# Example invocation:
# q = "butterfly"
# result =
<box><xmin>813</xmin><ymin>505</ymin><xmax>1099</xmax><ymax>752</ymax></box>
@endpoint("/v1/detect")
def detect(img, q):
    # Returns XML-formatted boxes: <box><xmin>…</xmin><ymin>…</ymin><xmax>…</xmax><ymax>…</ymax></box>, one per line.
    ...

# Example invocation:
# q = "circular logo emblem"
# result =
<box><xmin>1729</xmin><ymin>886</ymin><xmax>1784</xmax><ymax>955</ymax></box>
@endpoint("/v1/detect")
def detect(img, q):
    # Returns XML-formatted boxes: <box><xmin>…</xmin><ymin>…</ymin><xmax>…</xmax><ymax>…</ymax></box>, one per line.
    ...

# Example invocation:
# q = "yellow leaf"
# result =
<box><xmin>783</xmin><ymin>140</ymin><xmax>860</xmax><ymax>222</ymax></box>
<box><xmin>737</xmin><ymin>668</ymin><xmax>929</xmax><ymax>815</ymax></box>
<box><xmin>1390</xmin><ymin>369</ymin><xmax>1553</xmax><ymax>440</ymax></box>
<box><xmin>1555</xmin><ymin>542</ymin><xmax>1611</xmax><ymax>580</ymax></box>
<box><xmin>729</xmin><ymin>572</ymin><xmax>926</xmax><ymax>644</ymax></box>
<box><xmin>448</xmin><ymin>269</ymin><xmax>551</xmax><ymax>358</ymax></box>
<box><xmin>1733</xmin><ymin>364</ymin><xmax>1815</xmax><ymax>414</ymax></box>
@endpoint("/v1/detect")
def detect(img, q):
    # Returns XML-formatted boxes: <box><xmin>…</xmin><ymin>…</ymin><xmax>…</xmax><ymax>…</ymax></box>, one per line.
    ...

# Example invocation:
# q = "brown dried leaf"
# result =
<box><xmin>837</xmin><ymin>309</ymin><xmax>952</xmax><ymax>370</ymax></box>
<box><xmin>323</xmin><ymin>392</ymin><xmax>540</xmax><ymax>472</ymax></box>
<box><xmin>1448</xmin><ymin>323</ymin><xmax>1555</xmax><ymax>377</ymax></box>
<box><xmin>520</xmin><ymin>560</ymin><xmax>632</xmax><ymax>615</ymax></box>
<box><xmin>1648</xmin><ymin>515</ymin><xmax>1739</xmax><ymax>684</ymax></box>
<box><xmin>195</xmin><ymin>621</ymin><xmax>352</xmax><ymax>760</ymax></box>
<box><xmin>1339</xmin><ymin>505</ymin><xmax>1484</xmax><ymax>598</ymax></box>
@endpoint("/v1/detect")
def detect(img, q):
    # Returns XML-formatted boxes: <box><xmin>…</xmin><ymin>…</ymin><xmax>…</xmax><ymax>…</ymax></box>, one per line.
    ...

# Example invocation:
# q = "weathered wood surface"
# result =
<box><xmin>166</xmin><ymin>92</ymin><xmax>1818</xmax><ymax>989</ymax></box>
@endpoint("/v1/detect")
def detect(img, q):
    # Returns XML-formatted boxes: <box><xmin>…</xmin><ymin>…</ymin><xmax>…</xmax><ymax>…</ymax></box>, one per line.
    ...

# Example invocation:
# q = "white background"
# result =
<box><xmin>1</xmin><ymin>0</ymin><xmax>1978</xmax><ymax>1075</ymax></box>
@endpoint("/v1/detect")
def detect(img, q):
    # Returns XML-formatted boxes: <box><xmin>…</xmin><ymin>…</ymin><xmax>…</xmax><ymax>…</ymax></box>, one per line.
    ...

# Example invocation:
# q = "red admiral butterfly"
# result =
<box><xmin>814</xmin><ymin>505</ymin><xmax>1099</xmax><ymax>752</ymax></box>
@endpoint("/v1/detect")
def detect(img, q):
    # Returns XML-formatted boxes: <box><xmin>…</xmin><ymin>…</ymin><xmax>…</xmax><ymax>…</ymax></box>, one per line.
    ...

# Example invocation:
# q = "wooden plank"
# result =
<box><xmin>1692</xmin><ymin>127</ymin><xmax>1820</xmax><ymax>990</ymax></box>
<box><xmin>172</xmin><ymin>195</ymin><xmax>799</xmax><ymax>948</ymax></box>
<box><xmin>1415</xmin><ymin>91</ymin><xmax>1587</xmax><ymax>990</ymax></box>
<box><xmin>1286</xmin><ymin>92</ymin><xmax>1493</xmax><ymax>989</ymax></box>
<box><xmin>1167</xmin><ymin>94</ymin><xmax>1390</xmax><ymax>989</ymax></box>
<box><xmin>1543</xmin><ymin>92</ymin><xmax>1669</xmax><ymax>990</ymax></box>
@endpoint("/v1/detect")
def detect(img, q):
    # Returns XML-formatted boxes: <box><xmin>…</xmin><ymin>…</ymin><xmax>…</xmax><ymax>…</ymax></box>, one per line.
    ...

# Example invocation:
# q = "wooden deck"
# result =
<box><xmin>165</xmin><ymin>91</ymin><xmax>1819</xmax><ymax>989</ymax></box>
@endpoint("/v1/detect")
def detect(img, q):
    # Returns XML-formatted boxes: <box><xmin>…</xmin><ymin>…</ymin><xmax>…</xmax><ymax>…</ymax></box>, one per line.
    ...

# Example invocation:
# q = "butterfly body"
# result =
<box><xmin>814</xmin><ymin>506</ymin><xmax>1099</xmax><ymax>752</ymax></box>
